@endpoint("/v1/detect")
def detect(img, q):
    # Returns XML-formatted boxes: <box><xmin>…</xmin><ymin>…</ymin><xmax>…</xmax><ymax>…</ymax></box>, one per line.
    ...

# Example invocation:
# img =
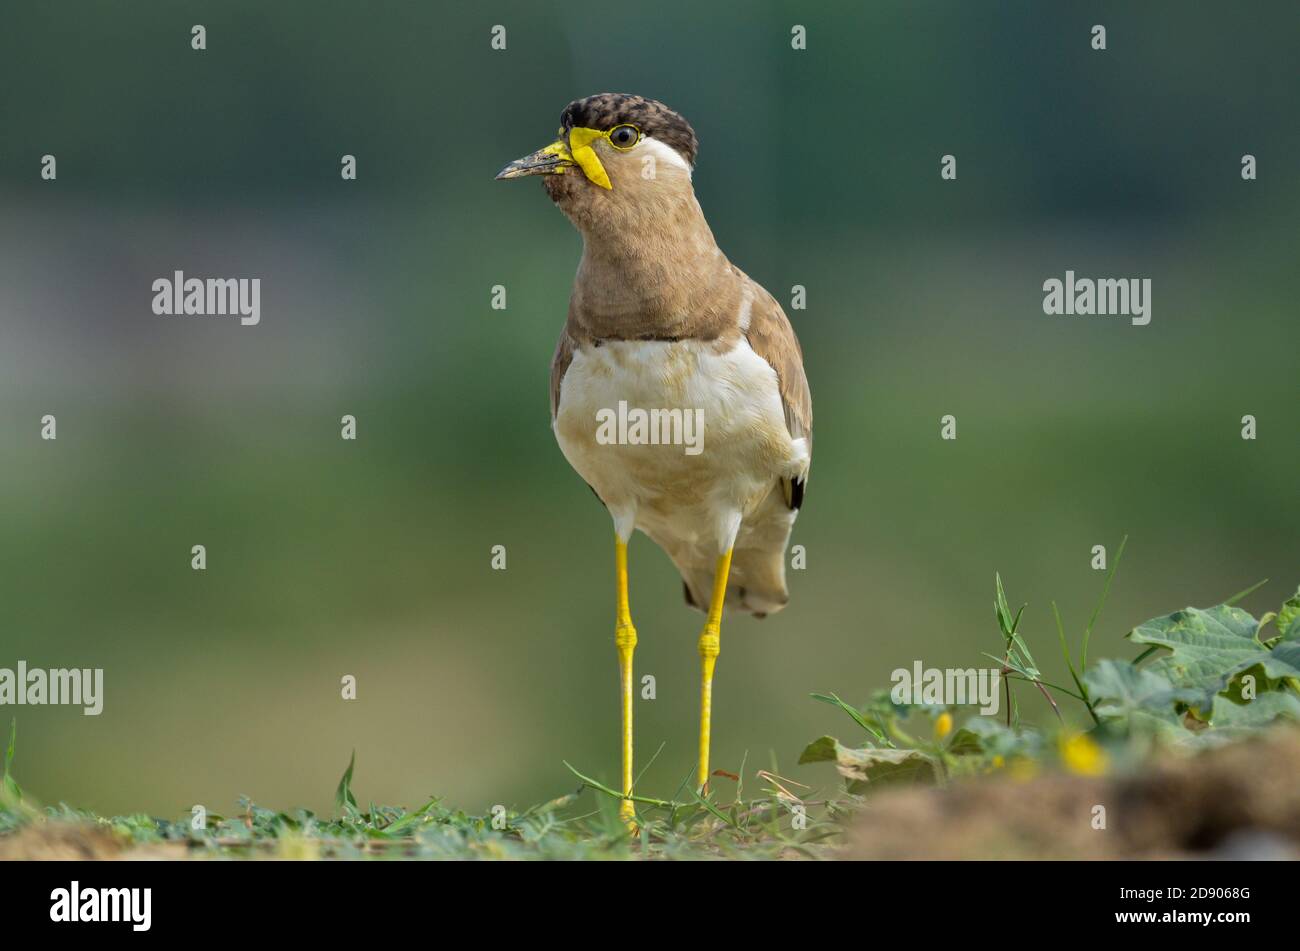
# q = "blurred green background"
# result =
<box><xmin>1</xmin><ymin>1</ymin><xmax>1296</xmax><ymax>817</ymax></box>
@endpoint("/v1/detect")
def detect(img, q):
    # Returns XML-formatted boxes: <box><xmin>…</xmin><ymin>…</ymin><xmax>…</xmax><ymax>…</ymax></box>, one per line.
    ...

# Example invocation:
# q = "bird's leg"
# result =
<box><xmin>614</xmin><ymin>535</ymin><xmax>638</xmax><ymax>828</ymax></box>
<box><xmin>697</xmin><ymin>547</ymin><xmax>733</xmax><ymax>794</ymax></box>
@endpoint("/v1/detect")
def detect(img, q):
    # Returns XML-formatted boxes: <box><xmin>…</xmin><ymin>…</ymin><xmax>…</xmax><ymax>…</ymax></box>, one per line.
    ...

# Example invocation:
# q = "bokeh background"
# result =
<box><xmin>1</xmin><ymin>1</ymin><xmax>1296</xmax><ymax>817</ymax></box>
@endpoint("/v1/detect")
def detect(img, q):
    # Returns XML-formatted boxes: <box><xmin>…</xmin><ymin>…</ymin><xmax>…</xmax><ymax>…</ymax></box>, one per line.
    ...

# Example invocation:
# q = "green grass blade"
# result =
<box><xmin>809</xmin><ymin>692</ymin><xmax>888</xmax><ymax>745</ymax></box>
<box><xmin>1081</xmin><ymin>533</ymin><xmax>1127</xmax><ymax>669</ymax></box>
<box><xmin>1223</xmin><ymin>578</ymin><xmax>1269</xmax><ymax>607</ymax></box>
<box><xmin>995</xmin><ymin>573</ymin><xmax>1013</xmax><ymax>638</ymax></box>
<box><xmin>563</xmin><ymin>761</ymin><xmax>684</xmax><ymax>809</ymax></box>
<box><xmin>334</xmin><ymin>750</ymin><xmax>358</xmax><ymax>813</ymax></box>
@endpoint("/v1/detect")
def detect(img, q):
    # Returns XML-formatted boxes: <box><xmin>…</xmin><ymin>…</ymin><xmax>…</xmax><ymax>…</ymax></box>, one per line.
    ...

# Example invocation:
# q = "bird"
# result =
<box><xmin>496</xmin><ymin>93</ymin><xmax>812</xmax><ymax>827</ymax></box>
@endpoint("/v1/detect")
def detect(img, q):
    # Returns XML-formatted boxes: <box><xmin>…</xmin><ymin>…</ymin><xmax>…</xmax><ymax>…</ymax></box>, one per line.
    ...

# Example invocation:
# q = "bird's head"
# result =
<box><xmin>495</xmin><ymin>93</ymin><xmax>699</xmax><ymax>232</ymax></box>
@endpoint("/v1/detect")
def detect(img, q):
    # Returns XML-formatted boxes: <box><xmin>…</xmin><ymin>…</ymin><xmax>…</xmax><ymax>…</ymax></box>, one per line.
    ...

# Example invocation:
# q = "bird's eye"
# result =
<box><xmin>608</xmin><ymin>124</ymin><xmax>640</xmax><ymax>149</ymax></box>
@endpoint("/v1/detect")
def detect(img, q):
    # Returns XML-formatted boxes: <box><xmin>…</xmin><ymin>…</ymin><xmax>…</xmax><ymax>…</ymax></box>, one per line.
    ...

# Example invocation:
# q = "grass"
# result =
<box><xmin>4</xmin><ymin>545</ymin><xmax>1298</xmax><ymax>860</ymax></box>
<box><xmin>0</xmin><ymin>727</ymin><xmax>846</xmax><ymax>859</ymax></box>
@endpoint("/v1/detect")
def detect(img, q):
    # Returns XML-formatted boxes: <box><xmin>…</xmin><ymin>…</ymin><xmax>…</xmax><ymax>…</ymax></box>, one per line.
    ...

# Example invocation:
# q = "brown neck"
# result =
<box><xmin>561</xmin><ymin>181</ymin><xmax>743</xmax><ymax>342</ymax></box>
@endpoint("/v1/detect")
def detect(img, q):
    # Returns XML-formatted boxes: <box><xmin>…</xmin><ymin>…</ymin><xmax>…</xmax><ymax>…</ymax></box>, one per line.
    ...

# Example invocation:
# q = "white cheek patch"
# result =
<box><xmin>639</xmin><ymin>135</ymin><xmax>693</xmax><ymax>178</ymax></box>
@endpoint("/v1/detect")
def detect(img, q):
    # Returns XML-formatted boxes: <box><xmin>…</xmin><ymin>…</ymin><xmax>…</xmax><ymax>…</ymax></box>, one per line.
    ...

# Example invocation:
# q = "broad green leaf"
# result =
<box><xmin>1083</xmin><ymin>659</ymin><xmax>1202</xmax><ymax>722</ymax></box>
<box><xmin>1254</xmin><ymin>641</ymin><xmax>1300</xmax><ymax>681</ymax></box>
<box><xmin>797</xmin><ymin>735</ymin><xmax>840</xmax><ymax>764</ymax></box>
<box><xmin>946</xmin><ymin>728</ymin><xmax>984</xmax><ymax>756</ymax></box>
<box><xmin>1277</xmin><ymin>587</ymin><xmax>1300</xmax><ymax>641</ymax></box>
<box><xmin>1209</xmin><ymin>690</ymin><xmax>1300</xmax><ymax>730</ymax></box>
<box><xmin>1220</xmin><ymin>663</ymin><xmax>1287</xmax><ymax>703</ymax></box>
<box><xmin>950</xmin><ymin>717</ymin><xmax>1041</xmax><ymax>759</ymax></box>
<box><xmin>798</xmin><ymin>736</ymin><xmax>937</xmax><ymax>788</ymax></box>
<box><xmin>1129</xmin><ymin>604</ymin><xmax>1263</xmax><ymax>694</ymax></box>
<box><xmin>1124</xmin><ymin>709</ymin><xmax>1200</xmax><ymax>743</ymax></box>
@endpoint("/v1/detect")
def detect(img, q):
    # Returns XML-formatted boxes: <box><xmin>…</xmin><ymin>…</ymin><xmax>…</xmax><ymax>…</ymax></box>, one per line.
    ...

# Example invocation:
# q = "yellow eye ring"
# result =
<box><xmin>606</xmin><ymin>124</ymin><xmax>642</xmax><ymax>150</ymax></box>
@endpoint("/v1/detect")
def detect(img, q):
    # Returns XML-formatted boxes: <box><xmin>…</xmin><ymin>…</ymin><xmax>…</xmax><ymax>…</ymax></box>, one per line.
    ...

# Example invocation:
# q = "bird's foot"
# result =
<box><xmin>618</xmin><ymin>799</ymin><xmax>638</xmax><ymax>835</ymax></box>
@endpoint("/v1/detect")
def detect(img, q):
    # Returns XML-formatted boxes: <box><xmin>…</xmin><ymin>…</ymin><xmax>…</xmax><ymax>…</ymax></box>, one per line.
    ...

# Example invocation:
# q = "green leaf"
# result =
<box><xmin>1125</xmin><ymin>709</ymin><xmax>1199</xmax><ymax>742</ymax></box>
<box><xmin>3</xmin><ymin>719</ymin><xmax>14</xmax><ymax>776</ymax></box>
<box><xmin>690</xmin><ymin>787</ymin><xmax>737</xmax><ymax>828</ymax></box>
<box><xmin>980</xmin><ymin>651</ymin><xmax>1038</xmax><ymax>682</ymax></box>
<box><xmin>562</xmin><ymin>761</ymin><xmax>682</xmax><ymax>809</ymax></box>
<box><xmin>1010</xmin><ymin>634</ymin><xmax>1041</xmax><ymax>678</ymax></box>
<box><xmin>798</xmin><ymin>735</ymin><xmax>840</xmax><ymax>764</ymax></box>
<box><xmin>946</xmin><ymin>728</ymin><xmax>984</xmax><ymax>756</ymax></box>
<box><xmin>1081</xmin><ymin>534</ymin><xmax>1127</xmax><ymax>670</ymax></box>
<box><xmin>946</xmin><ymin>718</ymin><xmax>1026</xmax><ymax>759</ymax></box>
<box><xmin>1223</xmin><ymin>577</ymin><xmax>1269</xmax><ymax>607</ymax></box>
<box><xmin>1209</xmin><ymin>690</ymin><xmax>1300</xmax><ymax>730</ymax></box>
<box><xmin>809</xmin><ymin>692</ymin><xmax>889</xmax><ymax>746</ymax></box>
<box><xmin>1220</xmin><ymin>663</ymin><xmax>1285</xmax><ymax>703</ymax></box>
<box><xmin>334</xmin><ymin>750</ymin><xmax>358</xmax><ymax>814</ymax></box>
<box><xmin>1277</xmin><ymin>587</ymin><xmax>1300</xmax><ymax>641</ymax></box>
<box><xmin>799</xmin><ymin>735</ymin><xmax>936</xmax><ymax>788</ymax></box>
<box><xmin>994</xmin><ymin>573</ymin><xmax>1013</xmax><ymax>637</ymax></box>
<box><xmin>957</xmin><ymin>717</ymin><xmax>1042</xmax><ymax>759</ymax></box>
<box><xmin>1255</xmin><ymin>640</ymin><xmax>1300</xmax><ymax>681</ymax></box>
<box><xmin>1083</xmin><ymin>658</ymin><xmax>1202</xmax><ymax>722</ymax></box>
<box><xmin>1129</xmin><ymin>604</ymin><xmax>1266</xmax><ymax>694</ymax></box>
<box><xmin>2</xmin><ymin>719</ymin><xmax>21</xmax><ymax>804</ymax></box>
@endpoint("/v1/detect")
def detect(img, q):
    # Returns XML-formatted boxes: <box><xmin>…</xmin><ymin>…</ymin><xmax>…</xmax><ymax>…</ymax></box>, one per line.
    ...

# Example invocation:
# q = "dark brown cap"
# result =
<box><xmin>560</xmin><ymin>93</ymin><xmax>699</xmax><ymax>167</ymax></box>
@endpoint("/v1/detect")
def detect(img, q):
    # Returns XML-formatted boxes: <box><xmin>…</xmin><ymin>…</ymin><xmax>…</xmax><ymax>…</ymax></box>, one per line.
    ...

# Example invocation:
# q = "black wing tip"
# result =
<box><xmin>788</xmin><ymin>476</ymin><xmax>805</xmax><ymax>511</ymax></box>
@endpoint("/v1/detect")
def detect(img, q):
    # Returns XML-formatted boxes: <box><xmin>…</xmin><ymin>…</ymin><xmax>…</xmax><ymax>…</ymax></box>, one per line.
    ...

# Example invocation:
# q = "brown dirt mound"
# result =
<box><xmin>844</xmin><ymin>727</ymin><xmax>1300</xmax><ymax>860</ymax></box>
<box><xmin>0</xmin><ymin>822</ymin><xmax>126</xmax><ymax>860</ymax></box>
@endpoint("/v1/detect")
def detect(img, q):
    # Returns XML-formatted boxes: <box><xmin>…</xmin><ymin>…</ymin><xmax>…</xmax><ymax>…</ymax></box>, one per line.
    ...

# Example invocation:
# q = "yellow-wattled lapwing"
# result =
<box><xmin>497</xmin><ymin>93</ymin><xmax>812</xmax><ymax>826</ymax></box>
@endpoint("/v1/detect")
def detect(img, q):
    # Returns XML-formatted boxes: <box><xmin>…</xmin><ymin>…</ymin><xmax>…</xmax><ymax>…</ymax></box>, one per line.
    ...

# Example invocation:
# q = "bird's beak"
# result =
<box><xmin>495</xmin><ymin>137</ymin><xmax>576</xmax><ymax>181</ymax></box>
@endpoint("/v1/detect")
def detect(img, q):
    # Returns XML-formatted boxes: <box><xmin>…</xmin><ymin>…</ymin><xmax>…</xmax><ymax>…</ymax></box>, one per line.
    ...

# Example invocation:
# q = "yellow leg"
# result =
<box><xmin>614</xmin><ymin>536</ymin><xmax>638</xmax><ymax>829</ymax></box>
<box><xmin>697</xmin><ymin>548</ymin><xmax>733</xmax><ymax>793</ymax></box>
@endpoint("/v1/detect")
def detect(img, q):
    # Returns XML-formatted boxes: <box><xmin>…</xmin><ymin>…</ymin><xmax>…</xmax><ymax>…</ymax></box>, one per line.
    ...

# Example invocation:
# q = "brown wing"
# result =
<box><xmin>550</xmin><ymin>331</ymin><xmax>576</xmax><ymax>420</ymax></box>
<box><xmin>743</xmin><ymin>284</ymin><xmax>812</xmax><ymax>509</ymax></box>
<box><xmin>550</xmin><ymin>330</ymin><xmax>607</xmax><ymax>510</ymax></box>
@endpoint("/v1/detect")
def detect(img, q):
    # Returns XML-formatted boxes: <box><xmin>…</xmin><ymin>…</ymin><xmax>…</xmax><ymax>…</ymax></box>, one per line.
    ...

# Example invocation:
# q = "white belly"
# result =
<box><xmin>553</xmin><ymin>337</ymin><xmax>808</xmax><ymax>553</ymax></box>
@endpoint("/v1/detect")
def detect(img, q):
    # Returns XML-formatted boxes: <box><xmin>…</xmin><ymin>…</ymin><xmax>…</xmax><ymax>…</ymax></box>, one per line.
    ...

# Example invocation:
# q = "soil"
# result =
<box><xmin>844</xmin><ymin>726</ymin><xmax>1300</xmax><ymax>859</ymax></box>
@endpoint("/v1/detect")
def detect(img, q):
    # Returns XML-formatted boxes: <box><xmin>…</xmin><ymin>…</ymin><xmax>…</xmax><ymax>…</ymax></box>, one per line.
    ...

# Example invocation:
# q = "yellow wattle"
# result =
<box><xmin>568</xmin><ymin>127</ymin><xmax>613</xmax><ymax>190</ymax></box>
